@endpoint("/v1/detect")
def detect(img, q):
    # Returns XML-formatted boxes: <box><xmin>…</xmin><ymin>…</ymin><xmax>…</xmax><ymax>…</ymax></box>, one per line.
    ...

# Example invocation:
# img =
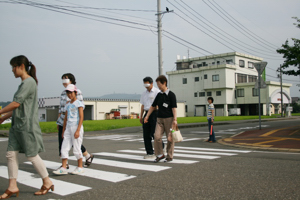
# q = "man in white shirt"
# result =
<box><xmin>140</xmin><ymin>77</ymin><xmax>163</xmax><ymax>159</ymax></box>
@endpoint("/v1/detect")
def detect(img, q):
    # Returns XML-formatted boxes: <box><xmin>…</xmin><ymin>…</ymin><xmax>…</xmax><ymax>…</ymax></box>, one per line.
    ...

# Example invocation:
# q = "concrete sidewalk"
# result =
<box><xmin>219</xmin><ymin>123</ymin><xmax>300</xmax><ymax>152</ymax></box>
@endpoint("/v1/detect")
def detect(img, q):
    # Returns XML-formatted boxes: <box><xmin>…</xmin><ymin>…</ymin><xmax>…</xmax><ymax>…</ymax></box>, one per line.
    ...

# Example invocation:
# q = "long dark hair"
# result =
<box><xmin>10</xmin><ymin>55</ymin><xmax>38</xmax><ymax>84</ymax></box>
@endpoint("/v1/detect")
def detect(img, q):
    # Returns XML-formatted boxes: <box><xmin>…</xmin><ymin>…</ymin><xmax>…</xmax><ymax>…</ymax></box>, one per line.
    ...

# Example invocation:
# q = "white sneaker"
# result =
<box><xmin>70</xmin><ymin>167</ymin><xmax>84</xmax><ymax>175</ymax></box>
<box><xmin>53</xmin><ymin>167</ymin><xmax>68</xmax><ymax>175</ymax></box>
<box><xmin>144</xmin><ymin>154</ymin><xmax>156</xmax><ymax>159</ymax></box>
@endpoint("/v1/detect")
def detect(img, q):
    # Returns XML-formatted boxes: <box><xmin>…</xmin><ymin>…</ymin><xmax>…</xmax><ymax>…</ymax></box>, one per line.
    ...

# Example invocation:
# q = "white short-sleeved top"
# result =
<box><xmin>140</xmin><ymin>87</ymin><xmax>160</xmax><ymax>111</ymax></box>
<box><xmin>66</xmin><ymin>100</ymin><xmax>85</xmax><ymax>127</ymax></box>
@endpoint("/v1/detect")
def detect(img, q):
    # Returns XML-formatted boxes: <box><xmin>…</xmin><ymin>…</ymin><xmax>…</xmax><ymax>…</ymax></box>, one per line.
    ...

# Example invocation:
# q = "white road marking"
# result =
<box><xmin>24</xmin><ymin>160</ymin><xmax>136</xmax><ymax>183</ymax></box>
<box><xmin>0</xmin><ymin>166</ymin><xmax>91</xmax><ymax>196</ymax></box>
<box><xmin>68</xmin><ymin>156</ymin><xmax>171</xmax><ymax>172</ymax></box>
<box><xmin>0</xmin><ymin>138</ymin><xmax>8</xmax><ymax>142</ymax></box>
<box><xmin>85</xmin><ymin>135</ymin><xmax>137</xmax><ymax>140</ymax></box>
<box><xmin>138</xmin><ymin>148</ymin><xmax>237</xmax><ymax>156</ymax></box>
<box><xmin>190</xmin><ymin>131</ymin><xmax>235</xmax><ymax>134</ymax></box>
<box><xmin>175</xmin><ymin>146</ymin><xmax>251</xmax><ymax>153</ymax></box>
<box><xmin>94</xmin><ymin>152</ymin><xmax>198</xmax><ymax>164</ymax></box>
<box><xmin>118</xmin><ymin>150</ymin><xmax>220</xmax><ymax>160</ymax></box>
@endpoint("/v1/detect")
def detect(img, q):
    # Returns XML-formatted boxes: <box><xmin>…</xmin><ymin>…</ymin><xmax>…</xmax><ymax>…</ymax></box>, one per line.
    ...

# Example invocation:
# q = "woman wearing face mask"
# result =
<box><xmin>56</xmin><ymin>73</ymin><xmax>93</xmax><ymax>169</ymax></box>
<box><xmin>0</xmin><ymin>55</ymin><xmax>54</xmax><ymax>198</ymax></box>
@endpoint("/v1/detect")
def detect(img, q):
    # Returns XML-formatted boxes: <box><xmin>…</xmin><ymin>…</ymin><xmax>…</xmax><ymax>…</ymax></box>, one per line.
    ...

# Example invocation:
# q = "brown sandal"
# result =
<box><xmin>34</xmin><ymin>185</ymin><xmax>54</xmax><ymax>196</ymax></box>
<box><xmin>0</xmin><ymin>189</ymin><xmax>19</xmax><ymax>199</ymax></box>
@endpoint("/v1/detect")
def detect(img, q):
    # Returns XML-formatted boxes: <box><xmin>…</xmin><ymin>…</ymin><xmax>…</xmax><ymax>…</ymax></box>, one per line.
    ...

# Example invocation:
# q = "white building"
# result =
<box><xmin>166</xmin><ymin>52</ymin><xmax>292</xmax><ymax>116</ymax></box>
<box><xmin>38</xmin><ymin>97</ymin><xmax>186</xmax><ymax>121</ymax></box>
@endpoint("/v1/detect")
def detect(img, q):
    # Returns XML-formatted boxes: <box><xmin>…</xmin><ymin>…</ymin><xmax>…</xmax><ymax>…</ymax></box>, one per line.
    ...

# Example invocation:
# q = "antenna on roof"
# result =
<box><xmin>177</xmin><ymin>55</ymin><xmax>181</xmax><ymax>60</ymax></box>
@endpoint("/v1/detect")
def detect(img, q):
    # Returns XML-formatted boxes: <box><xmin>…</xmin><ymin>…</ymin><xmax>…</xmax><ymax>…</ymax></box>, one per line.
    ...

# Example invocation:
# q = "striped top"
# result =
<box><xmin>207</xmin><ymin>103</ymin><xmax>214</xmax><ymax>119</ymax></box>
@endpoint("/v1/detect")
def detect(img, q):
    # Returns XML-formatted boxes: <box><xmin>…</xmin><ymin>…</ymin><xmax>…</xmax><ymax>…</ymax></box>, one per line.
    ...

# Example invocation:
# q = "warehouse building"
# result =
<box><xmin>38</xmin><ymin>97</ymin><xmax>186</xmax><ymax>122</ymax></box>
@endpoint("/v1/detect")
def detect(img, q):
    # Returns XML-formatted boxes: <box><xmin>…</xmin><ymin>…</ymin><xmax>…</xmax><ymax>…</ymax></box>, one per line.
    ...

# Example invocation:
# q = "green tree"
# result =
<box><xmin>276</xmin><ymin>17</ymin><xmax>300</xmax><ymax>76</ymax></box>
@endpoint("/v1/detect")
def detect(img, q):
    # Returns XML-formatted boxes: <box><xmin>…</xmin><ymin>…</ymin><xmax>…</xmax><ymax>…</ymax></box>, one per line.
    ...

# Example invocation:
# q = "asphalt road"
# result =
<box><xmin>0</xmin><ymin>119</ymin><xmax>299</xmax><ymax>200</ymax></box>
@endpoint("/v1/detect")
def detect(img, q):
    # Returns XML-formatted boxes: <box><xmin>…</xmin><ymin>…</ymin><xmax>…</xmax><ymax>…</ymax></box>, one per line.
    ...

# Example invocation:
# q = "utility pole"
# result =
<box><xmin>279</xmin><ymin>65</ymin><xmax>284</xmax><ymax>117</ymax></box>
<box><xmin>157</xmin><ymin>0</ymin><xmax>163</xmax><ymax>75</ymax></box>
<box><xmin>156</xmin><ymin>1</ymin><xmax>173</xmax><ymax>75</ymax></box>
<box><xmin>258</xmin><ymin>68</ymin><xmax>261</xmax><ymax>129</ymax></box>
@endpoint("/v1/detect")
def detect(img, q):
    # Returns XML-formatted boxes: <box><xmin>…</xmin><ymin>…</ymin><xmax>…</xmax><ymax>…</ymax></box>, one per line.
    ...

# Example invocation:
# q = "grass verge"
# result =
<box><xmin>0</xmin><ymin>115</ymin><xmax>288</xmax><ymax>133</ymax></box>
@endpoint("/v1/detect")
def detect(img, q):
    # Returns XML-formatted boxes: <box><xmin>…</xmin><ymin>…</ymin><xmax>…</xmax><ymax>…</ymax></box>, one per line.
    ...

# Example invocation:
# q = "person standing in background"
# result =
<box><xmin>0</xmin><ymin>55</ymin><xmax>53</xmax><ymax>198</ymax></box>
<box><xmin>144</xmin><ymin>75</ymin><xmax>177</xmax><ymax>163</ymax></box>
<box><xmin>57</xmin><ymin>73</ymin><xmax>93</xmax><ymax>168</ymax></box>
<box><xmin>140</xmin><ymin>77</ymin><xmax>164</xmax><ymax>159</ymax></box>
<box><xmin>206</xmin><ymin>97</ymin><xmax>216</xmax><ymax>143</ymax></box>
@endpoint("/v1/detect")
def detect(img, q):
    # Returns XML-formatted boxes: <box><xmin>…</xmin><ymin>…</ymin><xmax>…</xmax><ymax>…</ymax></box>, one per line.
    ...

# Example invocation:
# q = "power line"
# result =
<box><xmin>167</xmin><ymin>0</ymin><xmax>282</xmax><ymax>60</ymax></box>
<box><xmin>202</xmin><ymin>0</ymin><xmax>277</xmax><ymax>52</ymax></box>
<box><xmin>176</xmin><ymin>0</ymin><xmax>280</xmax><ymax>56</ymax></box>
<box><xmin>210</xmin><ymin>0</ymin><xmax>279</xmax><ymax>49</ymax></box>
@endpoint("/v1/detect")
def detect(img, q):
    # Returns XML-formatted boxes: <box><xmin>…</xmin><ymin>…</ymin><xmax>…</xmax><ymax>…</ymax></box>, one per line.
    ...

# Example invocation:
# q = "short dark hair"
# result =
<box><xmin>62</xmin><ymin>73</ymin><xmax>76</xmax><ymax>85</ymax></box>
<box><xmin>156</xmin><ymin>75</ymin><xmax>168</xmax><ymax>87</ymax></box>
<box><xmin>143</xmin><ymin>76</ymin><xmax>153</xmax><ymax>83</ymax></box>
<box><xmin>207</xmin><ymin>97</ymin><xmax>214</xmax><ymax>103</ymax></box>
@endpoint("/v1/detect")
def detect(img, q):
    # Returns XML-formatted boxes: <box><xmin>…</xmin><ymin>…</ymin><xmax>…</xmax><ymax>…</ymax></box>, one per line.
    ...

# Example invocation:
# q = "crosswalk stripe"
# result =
<box><xmin>24</xmin><ymin>160</ymin><xmax>136</xmax><ymax>183</ymax></box>
<box><xmin>85</xmin><ymin>135</ymin><xmax>136</xmax><ymax>140</ymax></box>
<box><xmin>0</xmin><ymin>138</ymin><xmax>8</xmax><ymax>142</ymax></box>
<box><xmin>125</xmin><ymin>138</ymin><xmax>144</xmax><ymax>142</ymax></box>
<box><xmin>138</xmin><ymin>148</ymin><xmax>237</xmax><ymax>156</ymax></box>
<box><xmin>0</xmin><ymin>166</ymin><xmax>91</xmax><ymax>196</ymax></box>
<box><xmin>175</xmin><ymin>146</ymin><xmax>251</xmax><ymax>153</ymax></box>
<box><xmin>68</xmin><ymin>156</ymin><xmax>171</xmax><ymax>172</ymax></box>
<box><xmin>94</xmin><ymin>152</ymin><xmax>198</xmax><ymax>164</ymax></box>
<box><xmin>118</xmin><ymin>150</ymin><xmax>220</xmax><ymax>160</ymax></box>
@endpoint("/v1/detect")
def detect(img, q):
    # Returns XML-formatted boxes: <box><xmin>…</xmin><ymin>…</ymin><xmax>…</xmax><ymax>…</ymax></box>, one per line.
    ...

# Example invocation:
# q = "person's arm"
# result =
<box><xmin>74</xmin><ymin>107</ymin><xmax>84</xmax><ymax>139</ymax></box>
<box><xmin>0</xmin><ymin>111</ymin><xmax>13</xmax><ymax>124</ymax></box>
<box><xmin>172</xmin><ymin>108</ymin><xmax>177</xmax><ymax>127</ymax></box>
<box><xmin>140</xmin><ymin>105</ymin><xmax>144</xmax><ymax>124</ymax></box>
<box><xmin>62</xmin><ymin>110</ymin><xmax>67</xmax><ymax>139</ymax></box>
<box><xmin>0</xmin><ymin>102</ymin><xmax>20</xmax><ymax>115</ymax></box>
<box><xmin>211</xmin><ymin>107</ymin><xmax>215</xmax><ymax>123</ymax></box>
<box><xmin>144</xmin><ymin>106</ymin><xmax>155</xmax><ymax>124</ymax></box>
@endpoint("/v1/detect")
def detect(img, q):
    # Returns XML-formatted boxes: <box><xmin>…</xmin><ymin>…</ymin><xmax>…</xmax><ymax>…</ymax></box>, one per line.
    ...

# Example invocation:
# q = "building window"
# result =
<box><xmin>237</xmin><ymin>89</ymin><xmax>244</xmax><ymax>97</ymax></box>
<box><xmin>237</xmin><ymin>73</ymin><xmax>247</xmax><ymax>83</ymax></box>
<box><xmin>217</xmin><ymin>61</ymin><xmax>220</xmax><ymax>65</ymax></box>
<box><xmin>199</xmin><ymin>92</ymin><xmax>205</xmax><ymax>97</ymax></box>
<box><xmin>195</xmin><ymin>77</ymin><xmax>199</xmax><ymax>82</ymax></box>
<box><xmin>212</xmin><ymin>75</ymin><xmax>219</xmax><ymax>82</ymax></box>
<box><xmin>226</xmin><ymin>59</ymin><xmax>233</xmax><ymax>64</ymax></box>
<box><xmin>248</xmin><ymin>75</ymin><xmax>257</xmax><ymax>82</ymax></box>
<box><xmin>252</xmin><ymin>88</ymin><xmax>259</xmax><ymax>96</ymax></box>
<box><xmin>204</xmin><ymin>74</ymin><xmax>207</xmax><ymax>79</ymax></box>
<box><xmin>207</xmin><ymin>91</ymin><xmax>212</xmax><ymax>96</ymax></box>
<box><xmin>202</xmin><ymin>62</ymin><xmax>207</xmax><ymax>66</ymax></box>
<box><xmin>185</xmin><ymin>105</ymin><xmax>188</xmax><ymax>113</ymax></box>
<box><xmin>212</xmin><ymin>62</ymin><xmax>215</xmax><ymax>65</ymax></box>
<box><xmin>239</xmin><ymin>60</ymin><xmax>245</xmax><ymax>67</ymax></box>
<box><xmin>183</xmin><ymin>78</ymin><xmax>187</xmax><ymax>84</ymax></box>
<box><xmin>216</xmin><ymin>91</ymin><xmax>221</xmax><ymax>96</ymax></box>
<box><xmin>197</xmin><ymin>64</ymin><xmax>202</xmax><ymax>68</ymax></box>
<box><xmin>248</xmin><ymin>62</ymin><xmax>254</xmax><ymax>69</ymax></box>
<box><xmin>194</xmin><ymin>92</ymin><xmax>198</xmax><ymax>97</ymax></box>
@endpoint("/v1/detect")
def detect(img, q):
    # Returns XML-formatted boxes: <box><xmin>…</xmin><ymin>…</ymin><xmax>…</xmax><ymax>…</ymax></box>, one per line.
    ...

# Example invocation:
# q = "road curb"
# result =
<box><xmin>218</xmin><ymin>132</ymin><xmax>300</xmax><ymax>153</ymax></box>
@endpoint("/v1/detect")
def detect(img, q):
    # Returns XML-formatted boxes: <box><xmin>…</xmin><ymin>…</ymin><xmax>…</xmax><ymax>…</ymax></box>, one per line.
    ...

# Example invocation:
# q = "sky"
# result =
<box><xmin>0</xmin><ymin>0</ymin><xmax>300</xmax><ymax>102</ymax></box>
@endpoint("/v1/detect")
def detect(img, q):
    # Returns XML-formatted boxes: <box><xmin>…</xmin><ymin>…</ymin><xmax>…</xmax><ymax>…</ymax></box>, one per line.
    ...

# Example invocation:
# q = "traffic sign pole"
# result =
<box><xmin>254</xmin><ymin>62</ymin><xmax>268</xmax><ymax>130</ymax></box>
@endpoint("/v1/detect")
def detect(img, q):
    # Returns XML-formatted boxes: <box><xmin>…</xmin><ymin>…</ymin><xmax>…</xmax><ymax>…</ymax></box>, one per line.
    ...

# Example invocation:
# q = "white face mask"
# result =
<box><xmin>62</xmin><ymin>79</ymin><xmax>70</xmax><ymax>84</ymax></box>
<box><xmin>144</xmin><ymin>83</ymin><xmax>151</xmax><ymax>88</ymax></box>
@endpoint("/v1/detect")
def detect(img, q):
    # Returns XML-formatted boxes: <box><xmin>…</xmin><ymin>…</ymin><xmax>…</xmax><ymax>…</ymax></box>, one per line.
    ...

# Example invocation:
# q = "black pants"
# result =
<box><xmin>143</xmin><ymin>111</ymin><xmax>164</xmax><ymax>155</ymax></box>
<box><xmin>58</xmin><ymin>125</ymin><xmax>86</xmax><ymax>156</ymax></box>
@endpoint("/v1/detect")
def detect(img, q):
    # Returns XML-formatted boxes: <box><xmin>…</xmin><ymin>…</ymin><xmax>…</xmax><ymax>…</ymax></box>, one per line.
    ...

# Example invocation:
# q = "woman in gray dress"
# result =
<box><xmin>0</xmin><ymin>55</ymin><xmax>53</xmax><ymax>199</ymax></box>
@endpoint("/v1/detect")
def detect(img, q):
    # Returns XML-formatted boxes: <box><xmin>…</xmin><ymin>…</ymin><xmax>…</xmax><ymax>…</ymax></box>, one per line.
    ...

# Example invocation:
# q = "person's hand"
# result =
<box><xmin>74</xmin><ymin>130</ymin><xmax>80</xmax><ymax>139</ymax></box>
<box><xmin>211</xmin><ymin>119</ymin><xmax>214</xmax><ymax>123</ymax></box>
<box><xmin>172</xmin><ymin>120</ymin><xmax>177</xmax><ymax>127</ymax></box>
<box><xmin>0</xmin><ymin>117</ymin><xmax>4</xmax><ymax>125</ymax></box>
<box><xmin>144</xmin><ymin>116</ymin><xmax>149</xmax><ymax>124</ymax></box>
<box><xmin>139</xmin><ymin>117</ymin><xmax>143</xmax><ymax>124</ymax></box>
